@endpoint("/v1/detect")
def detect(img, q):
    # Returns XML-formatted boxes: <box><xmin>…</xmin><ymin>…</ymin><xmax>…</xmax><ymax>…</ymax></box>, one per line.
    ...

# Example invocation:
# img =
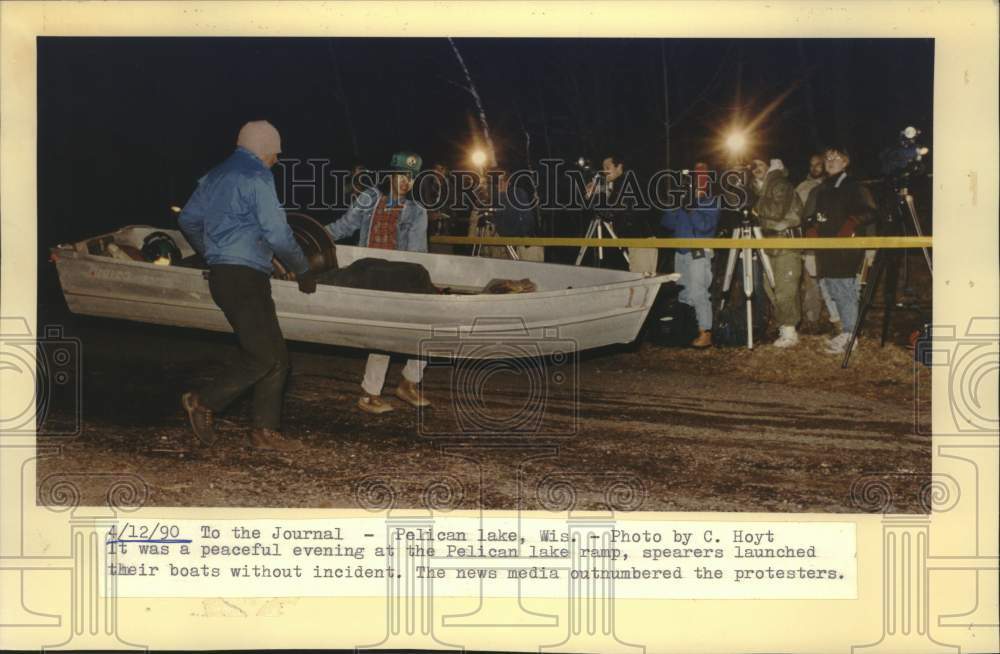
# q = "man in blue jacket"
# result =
<box><xmin>324</xmin><ymin>151</ymin><xmax>431</xmax><ymax>414</ymax></box>
<box><xmin>178</xmin><ymin>120</ymin><xmax>315</xmax><ymax>451</ymax></box>
<box><xmin>660</xmin><ymin>163</ymin><xmax>720</xmax><ymax>348</ymax></box>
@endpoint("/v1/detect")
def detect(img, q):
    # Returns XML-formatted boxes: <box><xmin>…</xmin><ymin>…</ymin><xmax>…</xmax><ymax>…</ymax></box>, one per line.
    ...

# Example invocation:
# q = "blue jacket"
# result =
<box><xmin>178</xmin><ymin>147</ymin><xmax>309</xmax><ymax>275</ymax></box>
<box><xmin>660</xmin><ymin>195</ymin><xmax>721</xmax><ymax>253</ymax></box>
<box><xmin>324</xmin><ymin>188</ymin><xmax>428</xmax><ymax>253</ymax></box>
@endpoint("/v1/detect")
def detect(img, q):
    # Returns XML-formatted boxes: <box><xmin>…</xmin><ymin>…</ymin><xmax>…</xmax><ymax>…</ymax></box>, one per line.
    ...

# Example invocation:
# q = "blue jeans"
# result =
<box><xmin>821</xmin><ymin>277</ymin><xmax>859</xmax><ymax>334</ymax></box>
<box><xmin>675</xmin><ymin>251</ymin><xmax>714</xmax><ymax>330</ymax></box>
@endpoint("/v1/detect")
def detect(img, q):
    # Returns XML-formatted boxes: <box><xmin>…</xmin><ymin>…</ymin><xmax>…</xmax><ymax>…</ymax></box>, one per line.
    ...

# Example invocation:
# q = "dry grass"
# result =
<box><xmin>638</xmin><ymin>335</ymin><xmax>929</xmax><ymax>406</ymax></box>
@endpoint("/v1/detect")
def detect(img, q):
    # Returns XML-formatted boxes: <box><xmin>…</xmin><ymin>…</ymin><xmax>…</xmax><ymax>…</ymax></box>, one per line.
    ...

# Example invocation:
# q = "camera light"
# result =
<box><xmin>170</xmin><ymin>205</ymin><xmax>182</xmax><ymax>214</ymax></box>
<box><xmin>902</xmin><ymin>126</ymin><xmax>918</xmax><ymax>139</ymax></box>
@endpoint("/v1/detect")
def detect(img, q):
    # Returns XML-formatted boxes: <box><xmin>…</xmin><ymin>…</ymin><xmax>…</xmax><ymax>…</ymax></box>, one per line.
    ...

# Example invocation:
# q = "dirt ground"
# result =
<box><xmin>35</xmin><ymin>297</ymin><xmax>932</xmax><ymax>514</ymax></box>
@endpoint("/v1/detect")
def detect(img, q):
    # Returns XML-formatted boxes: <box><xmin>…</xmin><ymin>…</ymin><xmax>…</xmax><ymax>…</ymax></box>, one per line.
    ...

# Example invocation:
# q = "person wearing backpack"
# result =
<box><xmin>750</xmin><ymin>158</ymin><xmax>804</xmax><ymax>348</ymax></box>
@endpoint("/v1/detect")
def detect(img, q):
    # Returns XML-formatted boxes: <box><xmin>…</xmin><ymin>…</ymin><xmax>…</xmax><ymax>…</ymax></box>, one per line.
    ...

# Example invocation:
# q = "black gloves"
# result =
<box><xmin>296</xmin><ymin>270</ymin><xmax>317</xmax><ymax>294</ymax></box>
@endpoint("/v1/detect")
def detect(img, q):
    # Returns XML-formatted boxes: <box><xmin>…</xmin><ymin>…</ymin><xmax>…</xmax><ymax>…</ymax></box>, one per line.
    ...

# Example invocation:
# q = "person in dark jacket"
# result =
<box><xmin>803</xmin><ymin>147</ymin><xmax>877</xmax><ymax>354</ymax></box>
<box><xmin>177</xmin><ymin>120</ymin><xmax>316</xmax><ymax>451</ymax></box>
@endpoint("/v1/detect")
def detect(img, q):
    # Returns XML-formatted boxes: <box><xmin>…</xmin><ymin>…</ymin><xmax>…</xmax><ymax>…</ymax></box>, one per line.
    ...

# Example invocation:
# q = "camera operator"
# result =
<box><xmin>660</xmin><ymin>163</ymin><xmax>719</xmax><ymax>348</ymax></box>
<box><xmin>803</xmin><ymin>147</ymin><xmax>877</xmax><ymax>354</ymax></box>
<box><xmin>751</xmin><ymin>157</ymin><xmax>804</xmax><ymax>348</ymax></box>
<box><xmin>467</xmin><ymin>169</ymin><xmax>541</xmax><ymax>260</ymax></box>
<box><xmin>795</xmin><ymin>154</ymin><xmax>840</xmax><ymax>330</ymax></box>
<box><xmin>585</xmin><ymin>153</ymin><xmax>656</xmax><ymax>272</ymax></box>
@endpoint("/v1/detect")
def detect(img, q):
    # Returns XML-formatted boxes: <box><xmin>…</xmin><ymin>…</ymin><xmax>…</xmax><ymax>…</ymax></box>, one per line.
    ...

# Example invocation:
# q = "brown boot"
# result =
<box><xmin>250</xmin><ymin>428</ymin><xmax>304</xmax><ymax>451</ymax></box>
<box><xmin>690</xmin><ymin>329</ymin><xmax>713</xmax><ymax>348</ymax></box>
<box><xmin>395</xmin><ymin>379</ymin><xmax>431</xmax><ymax>408</ymax></box>
<box><xmin>357</xmin><ymin>394</ymin><xmax>394</xmax><ymax>414</ymax></box>
<box><xmin>181</xmin><ymin>392</ymin><xmax>217</xmax><ymax>445</ymax></box>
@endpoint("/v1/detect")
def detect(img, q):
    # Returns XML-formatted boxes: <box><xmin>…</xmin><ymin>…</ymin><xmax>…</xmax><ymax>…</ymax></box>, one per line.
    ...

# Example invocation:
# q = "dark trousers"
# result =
<box><xmin>198</xmin><ymin>265</ymin><xmax>289</xmax><ymax>430</ymax></box>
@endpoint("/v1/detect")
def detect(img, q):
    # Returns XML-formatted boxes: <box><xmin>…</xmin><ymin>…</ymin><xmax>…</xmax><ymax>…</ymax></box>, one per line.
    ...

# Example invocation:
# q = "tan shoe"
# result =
<box><xmin>395</xmin><ymin>379</ymin><xmax>431</xmax><ymax>408</ymax></box>
<box><xmin>357</xmin><ymin>394</ymin><xmax>394</xmax><ymax>414</ymax></box>
<box><xmin>690</xmin><ymin>329</ymin><xmax>713</xmax><ymax>348</ymax></box>
<box><xmin>181</xmin><ymin>392</ymin><xmax>217</xmax><ymax>446</ymax></box>
<box><xmin>250</xmin><ymin>428</ymin><xmax>304</xmax><ymax>451</ymax></box>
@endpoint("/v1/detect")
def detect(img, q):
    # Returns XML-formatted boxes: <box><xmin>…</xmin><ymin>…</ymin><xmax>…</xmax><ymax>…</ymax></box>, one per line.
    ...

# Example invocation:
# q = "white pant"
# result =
<box><xmin>362</xmin><ymin>354</ymin><xmax>426</xmax><ymax>396</ymax></box>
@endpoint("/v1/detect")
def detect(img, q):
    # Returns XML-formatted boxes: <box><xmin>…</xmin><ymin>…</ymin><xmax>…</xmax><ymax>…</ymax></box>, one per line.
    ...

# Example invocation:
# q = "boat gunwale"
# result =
<box><xmin>52</xmin><ymin>239</ymin><xmax>679</xmax><ymax>303</ymax></box>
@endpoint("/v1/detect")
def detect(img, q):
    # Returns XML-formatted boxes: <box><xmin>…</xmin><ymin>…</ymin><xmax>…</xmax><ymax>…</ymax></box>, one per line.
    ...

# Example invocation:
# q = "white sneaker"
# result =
<box><xmin>774</xmin><ymin>325</ymin><xmax>799</xmax><ymax>348</ymax></box>
<box><xmin>824</xmin><ymin>332</ymin><xmax>850</xmax><ymax>354</ymax></box>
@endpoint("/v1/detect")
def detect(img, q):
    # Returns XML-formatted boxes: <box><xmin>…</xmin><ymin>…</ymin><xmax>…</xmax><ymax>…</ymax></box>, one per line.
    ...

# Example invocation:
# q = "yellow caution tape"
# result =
<box><xmin>429</xmin><ymin>236</ymin><xmax>932</xmax><ymax>250</ymax></box>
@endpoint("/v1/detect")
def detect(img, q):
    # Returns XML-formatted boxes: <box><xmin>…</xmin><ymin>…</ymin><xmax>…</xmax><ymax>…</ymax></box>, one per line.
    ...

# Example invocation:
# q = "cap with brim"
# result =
<box><xmin>389</xmin><ymin>151</ymin><xmax>422</xmax><ymax>176</ymax></box>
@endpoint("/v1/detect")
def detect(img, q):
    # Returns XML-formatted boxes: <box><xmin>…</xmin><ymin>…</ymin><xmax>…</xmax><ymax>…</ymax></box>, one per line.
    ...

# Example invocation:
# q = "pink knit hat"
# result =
<box><xmin>236</xmin><ymin>120</ymin><xmax>282</xmax><ymax>159</ymax></box>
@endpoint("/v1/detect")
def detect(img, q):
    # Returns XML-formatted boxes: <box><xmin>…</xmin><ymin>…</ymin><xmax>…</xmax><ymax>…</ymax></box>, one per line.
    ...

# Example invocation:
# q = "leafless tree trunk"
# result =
<box><xmin>447</xmin><ymin>38</ymin><xmax>497</xmax><ymax>167</ymax></box>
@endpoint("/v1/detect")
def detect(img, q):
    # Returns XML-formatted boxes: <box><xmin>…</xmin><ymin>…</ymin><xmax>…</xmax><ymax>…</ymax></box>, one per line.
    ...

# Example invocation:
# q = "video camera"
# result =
<box><xmin>879</xmin><ymin>126</ymin><xmax>930</xmax><ymax>185</ymax></box>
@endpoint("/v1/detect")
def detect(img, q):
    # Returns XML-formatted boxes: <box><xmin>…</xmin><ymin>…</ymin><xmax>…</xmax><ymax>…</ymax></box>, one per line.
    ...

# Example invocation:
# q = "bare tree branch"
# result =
<box><xmin>447</xmin><ymin>38</ymin><xmax>497</xmax><ymax>167</ymax></box>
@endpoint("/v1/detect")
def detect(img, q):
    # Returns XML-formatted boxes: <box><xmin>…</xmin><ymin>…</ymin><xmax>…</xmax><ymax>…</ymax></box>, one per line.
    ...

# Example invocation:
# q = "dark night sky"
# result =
<box><xmin>37</xmin><ymin>36</ymin><xmax>932</xmax><ymax>245</ymax></box>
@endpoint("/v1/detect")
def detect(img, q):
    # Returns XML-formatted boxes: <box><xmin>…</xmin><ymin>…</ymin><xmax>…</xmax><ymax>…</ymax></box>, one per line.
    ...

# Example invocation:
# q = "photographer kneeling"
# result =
<box><xmin>751</xmin><ymin>157</ymin><xmax>804</xmax><ymax>348</ymax></box>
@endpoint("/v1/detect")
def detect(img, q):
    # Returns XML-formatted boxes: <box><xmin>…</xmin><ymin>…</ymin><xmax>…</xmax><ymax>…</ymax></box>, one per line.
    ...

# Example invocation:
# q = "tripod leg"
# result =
<box><xmin>603</xmin><ymin>221</ymin><xmax>630</xmax><ymax>264</ymax></box>
<box><xmin>750</xmin><ymin>227</ymin><xmax>776</xmax><ymax>287</ymax></box>
<box><xmin>757</xmin><ymin>249</ymin><xmax>776</xmax><ymax>288</ymax></box>
<box><xmin>722</xmin><ymin>239</ymin><xmax>741</xmax><ymax>293</ymax></box>
<box><xmin>597</xmin><ymin>221</ymin><xmax>604</xmax><ymax>262</ymax></box>
<box><xmin>903</xmin><ymin>194</ymin><xmax>933</xmax><ymax>274</ymax></box>
<box><xmin>575</xmin><ymin>219</ymin><xmax>597</xmax><ymax>266</ymax></box>
<box><xmin>743</xmin><ymin>247</ymin><xmax>754</xmax><ymax>349</ymax></box>
<box><xmin>742</xmin><ymin>248</ymin><xmax>753</xmax><ymax>299</ymax></box>
<box><xmin>881</xmin><ymin>251</ymin><xmax>899</xmax><ymax>347</ymax></box>
<box><xmin>842</xmin><ymin>252</ymin><xmax>886</xmax><ymax>368</ymax></box>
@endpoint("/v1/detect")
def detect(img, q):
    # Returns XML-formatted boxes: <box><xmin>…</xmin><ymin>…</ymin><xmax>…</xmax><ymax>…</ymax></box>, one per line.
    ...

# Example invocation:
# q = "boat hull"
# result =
<box><xmin>51</xmin><ymin>226</ymin><xmax>678</xmax><ymax>359</ymax></box>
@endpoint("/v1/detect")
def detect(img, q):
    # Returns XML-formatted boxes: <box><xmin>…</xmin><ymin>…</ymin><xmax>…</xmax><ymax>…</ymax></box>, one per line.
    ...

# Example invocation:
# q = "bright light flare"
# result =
<box><xmin>725</xmin><ymin>131</ymin><xmax>748</xmax><ymax>156</ymax></box>
<box><xmin>470</xmin><ymin>149</ymin><xmax>487</xmax><ymax>167</ymax></box>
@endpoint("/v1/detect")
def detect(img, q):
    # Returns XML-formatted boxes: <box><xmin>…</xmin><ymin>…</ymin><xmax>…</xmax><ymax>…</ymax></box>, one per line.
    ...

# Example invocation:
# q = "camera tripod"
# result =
<box><xmin>470</xmin><ymin>211</ymin><xmax>519</xmax><ymax>260</ymax></box>
<box><xmin>720</xmin><ymin>218</ymin><xmax>776</xmax><ymax>349</ymax></box>
<box><xmin>575</xmin><ymin>213</ymin><xmax>630</xmax><ymax>267</ymax></box>
<box><xmin>841</xmin><ymin>184</ymin><xmax>932</xmax><ymax>367</ymax></box>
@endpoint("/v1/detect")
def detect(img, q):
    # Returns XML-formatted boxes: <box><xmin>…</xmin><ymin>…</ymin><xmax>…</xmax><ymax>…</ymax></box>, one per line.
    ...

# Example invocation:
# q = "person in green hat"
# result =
<box><xmin>324</xmin><ymin>151</ymin><xmax>431</xmax><ymax>414</ymax></box>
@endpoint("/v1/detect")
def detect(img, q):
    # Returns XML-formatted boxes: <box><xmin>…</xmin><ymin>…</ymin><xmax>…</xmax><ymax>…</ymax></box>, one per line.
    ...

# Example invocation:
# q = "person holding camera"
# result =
<box><xmin>660</xmin><ymin>163</ymin><xmax>719</xmax><ymax>348</ymax></box>
<box><xmin>585</xmin><ymin>153</ymin><xmax>655</xmax><ymax>272</ymax></box>
<box><xmin>803</xmin><ymin>147</ymin><xmax>877</xmax><ymax>354</ymax></box>
<box><xmin>177</xmin><ymin>120</ymin><xmax>315</xmax><ymax>451</ymax></box>
<box><xmin>324</xmin><ymin>151</ymin><xmax>432</xmax><ymax>414</ymax></box>
<box><xmin>751</xmin><ymin>157</ymin><xmax>805</xmax><ymax>348</ymax></box>
<box><xmin>468</xmin><ymin>169</ymin><xmax>542</xmax><ymax>260</ymax></box>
